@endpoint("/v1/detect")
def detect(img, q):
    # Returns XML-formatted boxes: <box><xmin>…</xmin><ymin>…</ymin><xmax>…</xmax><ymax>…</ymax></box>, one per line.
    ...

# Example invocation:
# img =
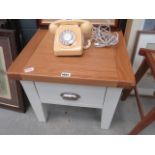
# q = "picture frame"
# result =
<box><xmin>37</xmin><ymin>19</ymin><xmax>119</xmax><ymax>28</ymax></box>
<box><xmin>132</xmin><ymin>31</ymin><xmax>155</xmax><ymax>96</ymax></box>
<box><xmin>0</xmin><ymin>29</ymin><xmax>25</xmax><ymax>112</ymax></box>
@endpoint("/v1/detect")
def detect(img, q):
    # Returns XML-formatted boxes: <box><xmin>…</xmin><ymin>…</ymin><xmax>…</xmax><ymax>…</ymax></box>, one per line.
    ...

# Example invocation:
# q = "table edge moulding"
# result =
<box><xmin>7</xmin><ymin>29</ymin><xmax>135</xmax><ymax>88</ymax></box>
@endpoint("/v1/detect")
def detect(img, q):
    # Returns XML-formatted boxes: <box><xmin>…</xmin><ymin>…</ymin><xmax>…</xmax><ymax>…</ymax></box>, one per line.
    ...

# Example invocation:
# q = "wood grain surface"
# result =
<box><xmin>8</xmin><ymin>29</ymin><xmax>135</xmax><ymax>88</ymax></box>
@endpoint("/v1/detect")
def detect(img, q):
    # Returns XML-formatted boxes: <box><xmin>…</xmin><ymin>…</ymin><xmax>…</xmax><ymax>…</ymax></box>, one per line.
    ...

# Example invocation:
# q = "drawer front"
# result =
<box><xmin>35</xmin><ymin>82</ymin><xmax>106</xmax><ymax>108</ymax></box>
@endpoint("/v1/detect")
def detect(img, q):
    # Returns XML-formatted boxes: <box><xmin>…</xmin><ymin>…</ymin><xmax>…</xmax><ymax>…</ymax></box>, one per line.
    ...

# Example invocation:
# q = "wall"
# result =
<box><xmin>144</xmin><ymin>19</ymin><xmax>155</xmax><ymax>30</ymax></box>
<box><xmin>125</xmin><ymin>19</ymin><xmax>155</xmax><ymax>58</ymax></box>
<box><xmin>17</xmin><ymin>19</ymin><xmax>37</xmax><ymax>47</ymax></box>
<box><xmin>124</xmin><ymin>19</ymin><xmax>145</xmax><ymax>57</ymax></box>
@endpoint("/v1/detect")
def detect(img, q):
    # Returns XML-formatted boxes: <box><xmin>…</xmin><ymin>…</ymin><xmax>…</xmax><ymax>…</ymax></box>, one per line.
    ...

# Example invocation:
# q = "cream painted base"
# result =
<box><xmin>20</xmin><ymin>80</ymin><xmax>122</xmax><ymax>129</ymax></box>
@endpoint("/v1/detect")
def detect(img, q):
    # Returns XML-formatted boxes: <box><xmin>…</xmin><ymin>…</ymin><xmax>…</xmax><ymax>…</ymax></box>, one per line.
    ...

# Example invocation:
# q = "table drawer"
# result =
<box><xmin>35</xmin><ymin>82</ymin><xmax>106</xmax><ymax>108</ymax></box>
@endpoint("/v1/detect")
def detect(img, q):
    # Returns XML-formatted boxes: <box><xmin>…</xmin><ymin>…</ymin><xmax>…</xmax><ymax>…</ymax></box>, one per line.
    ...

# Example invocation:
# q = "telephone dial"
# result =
<box><xmin>49</xmin><ymin>19</ymin><xmax>93</xmax><ymax>56</ymax></box>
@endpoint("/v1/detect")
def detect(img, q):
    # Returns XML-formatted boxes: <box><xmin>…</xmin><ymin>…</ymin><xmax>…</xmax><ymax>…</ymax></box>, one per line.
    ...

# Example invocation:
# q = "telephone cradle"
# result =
<box><xmin>49</xmin><ymin>19</ymin><xmax>93</xmax><ymax>56</ymax></box>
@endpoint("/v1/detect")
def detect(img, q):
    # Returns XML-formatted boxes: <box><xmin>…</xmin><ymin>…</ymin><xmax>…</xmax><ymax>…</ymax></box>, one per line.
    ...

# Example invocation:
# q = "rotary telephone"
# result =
<box><xmin>49</xmin><ymin>19</ymin><xmax>93</xmax><ymax>56</ymax></box>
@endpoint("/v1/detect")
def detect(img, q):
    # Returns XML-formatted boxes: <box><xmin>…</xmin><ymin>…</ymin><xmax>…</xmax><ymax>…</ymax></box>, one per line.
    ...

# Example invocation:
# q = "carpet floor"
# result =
<box><xmin>0</xmin><ymin>96</ymin><xmax>154</xmax><ymax>135</ymax></box>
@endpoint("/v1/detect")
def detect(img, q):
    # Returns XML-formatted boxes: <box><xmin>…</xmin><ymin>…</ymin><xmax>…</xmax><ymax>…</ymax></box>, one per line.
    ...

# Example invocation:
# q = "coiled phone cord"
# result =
<box><xmin>91</xmin><ymin>25</ymin><xmax>119</xmax><ymax>47</ymax></box>
<box><xmin>83</xmin><ymin>39</ymin><xmax>91</xmax><ymax>49</ymax></box>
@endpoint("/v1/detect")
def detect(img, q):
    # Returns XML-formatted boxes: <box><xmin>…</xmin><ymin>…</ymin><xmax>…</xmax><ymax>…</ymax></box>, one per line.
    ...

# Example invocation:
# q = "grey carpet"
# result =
<box><xmin>0</xmin><ymin>96</ymin><xmax>154</xmax><ymax>135</ymax></box>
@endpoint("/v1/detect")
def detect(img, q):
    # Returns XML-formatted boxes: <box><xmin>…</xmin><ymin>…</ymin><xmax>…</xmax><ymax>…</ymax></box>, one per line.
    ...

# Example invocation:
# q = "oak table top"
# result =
<box><xmin>8</xmin><ymin>29</ymin><xmax>135</xmax><ymax>88</ymax></box>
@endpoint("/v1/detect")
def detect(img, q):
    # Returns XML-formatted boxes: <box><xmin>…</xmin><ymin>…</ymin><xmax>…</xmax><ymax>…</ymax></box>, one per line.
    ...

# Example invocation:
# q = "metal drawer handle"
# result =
<box><xmin>60</xmin><ymin>92</ymin><xmax>80</xmax><ymax>101</ymax></box>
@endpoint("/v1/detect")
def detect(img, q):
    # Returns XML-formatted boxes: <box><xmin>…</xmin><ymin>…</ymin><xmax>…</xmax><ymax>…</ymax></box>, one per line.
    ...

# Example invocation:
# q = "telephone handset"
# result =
<box><xmin>49</xmin><ymin>19</ymin><xmax>93</xmax><ymax>56</ymax></box>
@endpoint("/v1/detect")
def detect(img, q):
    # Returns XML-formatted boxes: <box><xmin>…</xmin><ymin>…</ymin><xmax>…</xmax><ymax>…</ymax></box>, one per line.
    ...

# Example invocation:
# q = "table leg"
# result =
<box><xmin>101</xmin><ymin>87</ymin><xmax>122</xmax><ymax>129</ymax></box>
<box><xmin>20</xmin><ymin>80</ymin><xmax>48</xmax><ymax>122</ymax></box>
<box><xmin>121</xmin><ymin>58</ymin><xmax>149</xmax><ymax>101</ymax></box>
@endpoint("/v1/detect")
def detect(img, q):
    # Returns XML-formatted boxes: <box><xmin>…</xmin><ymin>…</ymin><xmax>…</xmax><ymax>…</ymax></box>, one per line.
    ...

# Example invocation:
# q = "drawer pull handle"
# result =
<box><xmin>60</xmin><ymin>92</ymin><xmax>80</xmax><ymax>101</ymax></box>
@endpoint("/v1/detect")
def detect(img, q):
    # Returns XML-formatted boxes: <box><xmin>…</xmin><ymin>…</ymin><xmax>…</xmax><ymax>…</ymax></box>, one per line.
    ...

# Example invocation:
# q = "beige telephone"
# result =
<box><xmin>49</xmin><ymin>19</ymin><xmax>93</xmax><ymax>56</ymax></box>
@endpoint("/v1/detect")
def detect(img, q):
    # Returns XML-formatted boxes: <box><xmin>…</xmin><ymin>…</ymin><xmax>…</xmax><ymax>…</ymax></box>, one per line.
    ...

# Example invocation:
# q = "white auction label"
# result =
<box><xmin>24</xmin><ymin>67</ymin><xmax>34</xmax><ymax>73</ymax></box>
<box><xmin>61</xmin><ymin>72</ymin><xmax>71</xmax><ymax>77</ymax></box>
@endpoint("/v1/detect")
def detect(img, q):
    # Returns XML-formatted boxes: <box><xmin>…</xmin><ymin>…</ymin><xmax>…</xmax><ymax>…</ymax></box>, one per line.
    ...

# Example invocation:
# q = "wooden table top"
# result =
<box><xmin>8</xmin><ymin>29</ymin><xmax>135</xmax><ymax>88</ymax></box>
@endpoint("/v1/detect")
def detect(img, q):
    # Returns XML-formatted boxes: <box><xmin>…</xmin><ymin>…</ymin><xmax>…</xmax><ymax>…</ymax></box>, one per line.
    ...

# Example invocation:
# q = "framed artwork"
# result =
<box><xmin>37</xmin><ymin>19</ymin><xmax>127</xmax><ymax>34</ymax></box>
<box><xmin>37</xmin><ymin>19</ymin><xmax>119</xmax><ymax>27</ymax></box>
<box><xmin>0</xmin><ymin>29</ymin><xmax>25</xmax><ymax>112</ymax></box>
<box><xmin>132</xmin><ymin>31</ymin><xmax>155</xmax><ymax>96</ymax></box>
